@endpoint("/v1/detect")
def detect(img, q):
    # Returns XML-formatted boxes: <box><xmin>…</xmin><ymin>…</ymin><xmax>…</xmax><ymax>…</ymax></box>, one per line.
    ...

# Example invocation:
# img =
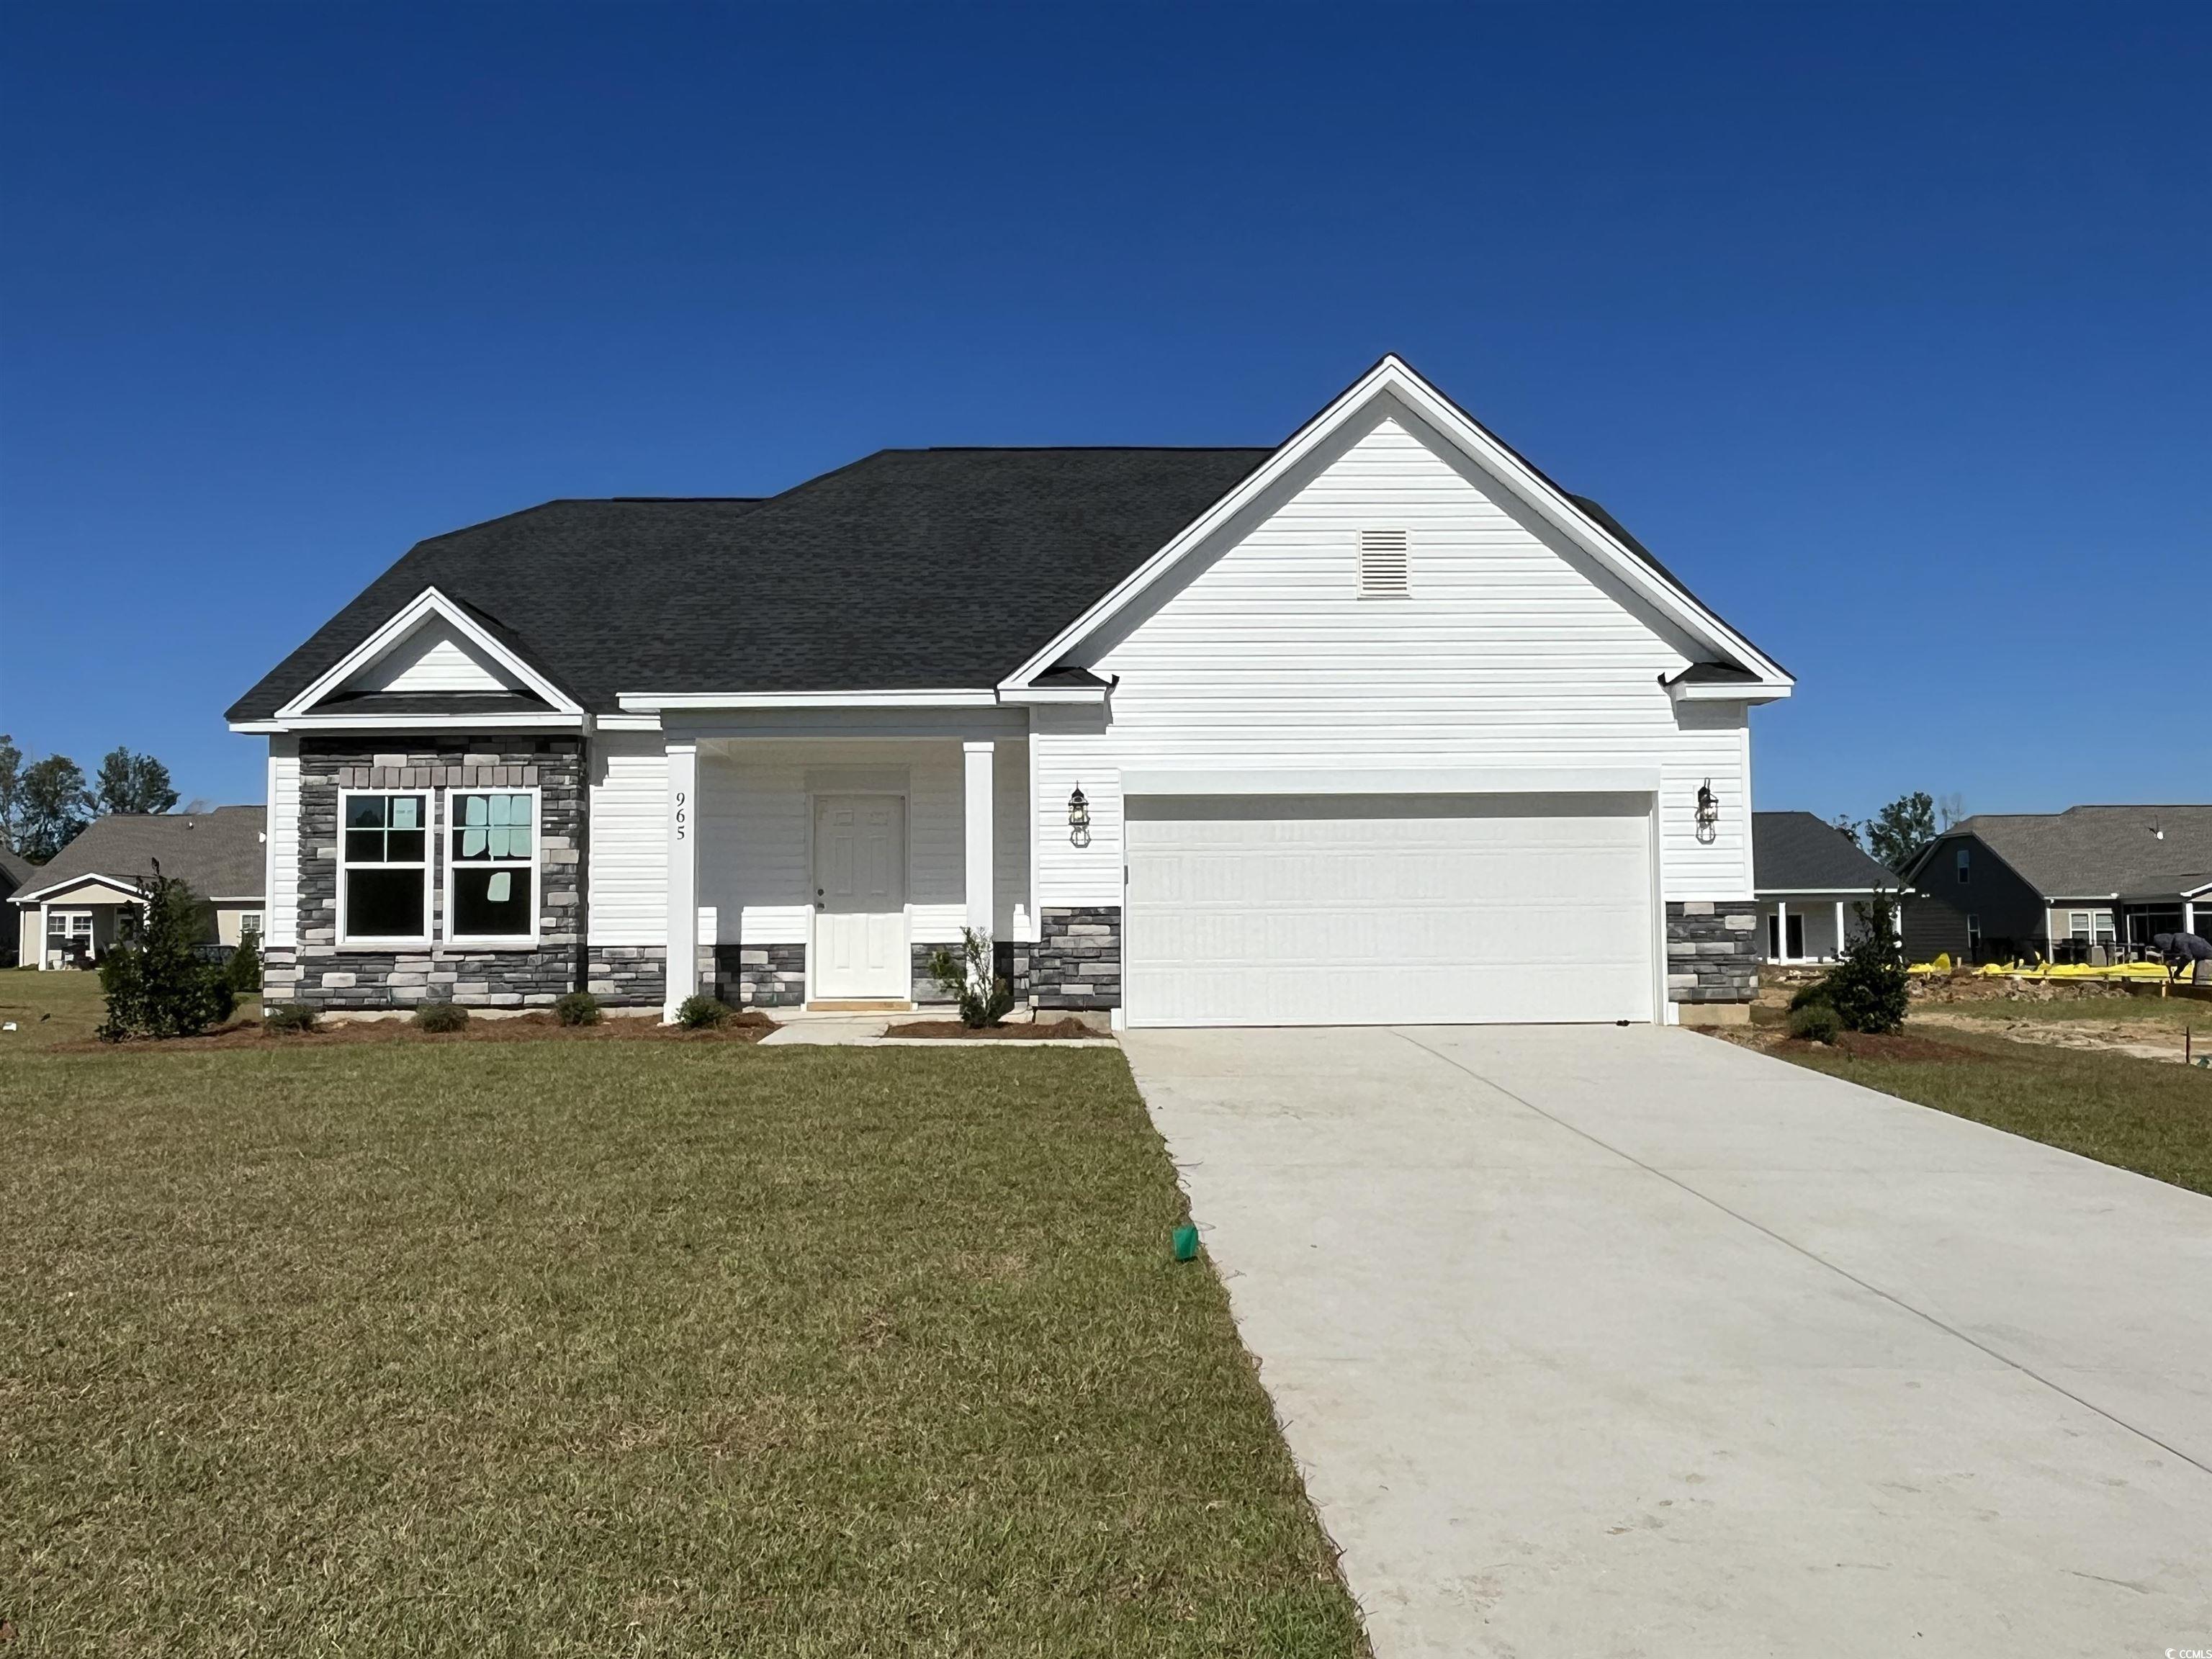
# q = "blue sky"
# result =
<box><xmin>3</xmin><ymin>3</ymin><xmax>2205</xmax><ymax>817</ymax></box>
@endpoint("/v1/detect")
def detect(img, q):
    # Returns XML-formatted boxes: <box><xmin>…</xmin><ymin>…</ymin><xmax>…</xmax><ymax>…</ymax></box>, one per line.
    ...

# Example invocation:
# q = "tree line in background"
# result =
<box><xmin>1835</xmin><ymin>790</ymin><xmax>1965</xmax><ymax>874</ymax></box>
<box><xmin>0</xmin><ymin>734</ymin><xmax>183</xmax><ymax>862</ymax></box>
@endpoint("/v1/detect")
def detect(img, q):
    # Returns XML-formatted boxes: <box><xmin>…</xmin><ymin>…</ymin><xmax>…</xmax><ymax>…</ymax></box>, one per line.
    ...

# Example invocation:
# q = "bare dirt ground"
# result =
<box><xmin>1906</xmin><ymin>1007</ymin><xmax>2197</xmax><ymax>1063</ymax></box>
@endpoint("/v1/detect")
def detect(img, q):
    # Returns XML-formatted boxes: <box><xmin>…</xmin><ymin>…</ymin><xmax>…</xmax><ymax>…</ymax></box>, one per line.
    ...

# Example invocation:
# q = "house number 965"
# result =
<box><xmin>673</xmin><ymin>789</ymin><xmax>688</xmax><ymax>841</ymax></box>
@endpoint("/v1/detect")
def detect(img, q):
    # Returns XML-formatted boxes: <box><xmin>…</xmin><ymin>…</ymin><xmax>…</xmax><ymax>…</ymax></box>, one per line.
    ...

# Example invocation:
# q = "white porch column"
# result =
<box><xmin>1776</xmin><ymin>899</ymin><xmax>1789</xmax><ymax>963</ymax></box>
<box><xmin>1835</xmin><ymin>899</ymin><xmax>1847</xmax><ymax>960</ymax></box>
<box><xmin>963</xmin><ymin>742</ymin><xmax>994</xmax><ymax>960</ymax></box>
<box><xmin>664</xmin><ymin>739</ymin><xmax>700</xmax><ymax>1020</ymax></box>
<box><xmin>2186</xmin><ymin>899</ymin><xmax>2197</xmax><ymax>938</ymax></box>
<box><xmin>37</xmin><ymin>901</ymin><xmax>50</xmax><ymax>971</ymax></box>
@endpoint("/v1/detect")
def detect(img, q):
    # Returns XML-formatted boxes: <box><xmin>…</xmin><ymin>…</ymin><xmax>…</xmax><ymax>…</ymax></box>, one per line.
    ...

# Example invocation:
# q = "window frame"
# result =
<box><xmin>441</xmin><ymin>784</ymin><xmax>542</xmax><ymax>948</ymax></box>
<box><xmin>1966</xmin><ymin>913</ymin><xmax>1982</xmax><ymax>950</ymax></box>
<box><xmin>47</xmin><ymin>909</ymin><xmax>93</xmax><ymax>941</ymax></box>
<box><xmin>237</xmin><ymin>911</ymin><xmax>264</xmax><ymax>940</ymax></box>
<box><xmin>2069</xmin><ymin>910</ymin><xmax>2092</xmax><ymax>943</ymax></box>
<box><xmin>1956</xmin><ymin>847</ymin><xmax>1971</xmax><ymax>883</ymax></box>
<box><xmin>336</xmin><ymin>787</ymin><xmax>436</xmax><ymax>948</ymax></box>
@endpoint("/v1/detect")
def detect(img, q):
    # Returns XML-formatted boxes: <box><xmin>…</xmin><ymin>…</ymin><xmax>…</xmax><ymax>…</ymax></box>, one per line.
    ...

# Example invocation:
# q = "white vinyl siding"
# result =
<box><xmin>1034</xmin><ymin>405</ymin><xmax>1753</xmax><ymax>910</ymax></box>
<box><xmin>265</xmin><ymin>739</ymin><xmax>300</xmax><ymax>947</ymax></box>
<box><xmin>585</xmin><ymin>731</ymin><xmax>668</xmax><ymax>945</ymax></box>
<box><xmin>348</xmin><ymin>618</ymin><xmax>523</xmax><ymax>695</ymax></box>
<box><xmin>692</xmin><ymin>738</ymin><xmax>1030</xmax><ymax>948</ymax></box>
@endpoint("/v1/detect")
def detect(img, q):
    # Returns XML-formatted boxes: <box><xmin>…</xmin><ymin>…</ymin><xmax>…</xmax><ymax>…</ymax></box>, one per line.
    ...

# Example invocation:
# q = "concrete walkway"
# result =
<box><xmin>1124</xmin><ymin>1025</ymin><xmax>2212</xmax><ymax>1657</ymax></box>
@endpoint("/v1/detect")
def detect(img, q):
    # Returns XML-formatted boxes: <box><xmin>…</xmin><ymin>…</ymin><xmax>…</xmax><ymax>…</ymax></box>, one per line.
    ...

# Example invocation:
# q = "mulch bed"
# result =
<box><xmin>881</xmin><ymin>1017</ymin><xmax>1112</xmax><ymax>1040</ymax></box>
<box><xmin>62</xmin><ymin>1009</ymin><xmax>777</xmax><ymax>1053</ymax></box>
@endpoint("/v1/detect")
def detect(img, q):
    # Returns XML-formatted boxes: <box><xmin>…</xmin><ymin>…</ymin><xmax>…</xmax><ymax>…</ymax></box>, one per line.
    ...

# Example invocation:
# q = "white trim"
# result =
<box><xmin>622</xmin><ymin>689</ymin><xmax>999</xmax><ymax>714</ymax></box>
<box><xmin>1754</xmin><ymin>886</ymin><xmax>1887</xmax><ymax>896</ymax></box>
<box><xmin>231</xmin><ymin>713</ymin><xmax>585</xmax><ymax>734</ymax></box>
<box><xmin>998</xmin><ymin>354</ymin><xmax>1794</xmax><ymax>694</ymax></box>
<box><xmin>441</xmin><ymin>783</ymin><xmax>543</xmax><ymax>949</ymax></box>
<box><xmin>664</xmin><ymin>741</ymin><xmax>700</xmax><ymax>1020</ymax></box>
<box><xmin>336</xmin><ymin>786</ymin><xmax>436</xmax><ymax>949</ymax></box>
<box><xmin>2183</xmin><ymin>881</ymin><xmax>2212</xmax><ymax>901</ymax></box>
<box><xmin>595</xmin><ymin>713</ymin><xmax>664</xmax><ymax>731</ymax></box>
<box><xmin>1120</xmin><ymin>765</ymin><xmax>1664</xmax><ymax>798</ymax></box>
<box><xmin>995</xmin><ymin>685</ymin><xmax>1110</xmax><ymax>706</ymax></box>
<box><xmin>275</xmin><ymin>587</ymin><xmax>582</xmax><ymax>721</ymax></box>
<box><xmin>10</xmin><ymin>871</ymin><xmax>148</xmax><ymax>907</ymax></box>
<box><xmin>1667</xmin><ymin>678</ymin><xmax>1791</xmax><ymax>706</ymax></box>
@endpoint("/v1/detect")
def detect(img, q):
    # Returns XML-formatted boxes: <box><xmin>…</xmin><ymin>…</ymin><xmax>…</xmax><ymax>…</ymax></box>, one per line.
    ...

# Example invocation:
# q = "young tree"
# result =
<box><xmin>0</xmin><ymin>732</ymin><xmax>21</xmax><ymax>853</ymax></box>
<box><xmin>17</xmin><ymin>754</ymin><xmax>92</xmax><ymax>860</ymax></box>
<box><xmin>1861</xmin><ymin>791</ymin><xmax>1938</xmax><ymax>873</ymax></box>
<box><xmin>97</xmin><ymin>864</ymin><xmax>235</xmax><ymax>1040</ymax></box>
<box><xmin>94</xmin><ymin>747</ymin><xmax>179</xmax><ymax>817</ymax></box>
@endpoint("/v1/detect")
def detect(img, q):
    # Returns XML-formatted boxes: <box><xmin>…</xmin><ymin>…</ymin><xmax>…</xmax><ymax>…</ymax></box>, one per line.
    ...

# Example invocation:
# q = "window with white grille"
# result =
<box><xmin>1359</xmin><ymin>529</ymin><xmax>1410</xmax><ymax>596</ymax></box>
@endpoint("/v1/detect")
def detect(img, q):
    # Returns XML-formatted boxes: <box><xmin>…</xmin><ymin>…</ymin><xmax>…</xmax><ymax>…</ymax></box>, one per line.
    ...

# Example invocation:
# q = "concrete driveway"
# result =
<box><xmin>1124</xmin><ymin>1025</ymin><xmax>2212</xmax><ymax>1657</ymax></box>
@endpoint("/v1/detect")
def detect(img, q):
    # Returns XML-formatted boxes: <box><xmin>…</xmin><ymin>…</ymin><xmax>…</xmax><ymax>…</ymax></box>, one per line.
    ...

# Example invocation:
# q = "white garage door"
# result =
<box><xmin>1125</xmin><ymin>792</ymin><xmax>1656</xmax><ymax>1027</ymax></box>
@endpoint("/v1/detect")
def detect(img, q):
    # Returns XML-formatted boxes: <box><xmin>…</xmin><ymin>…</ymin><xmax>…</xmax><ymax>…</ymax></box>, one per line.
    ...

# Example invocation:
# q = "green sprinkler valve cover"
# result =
<box><xmin>1172</xmin><ymin>1223</ymin><xmax>1200</xmax><ymax>1262</ymax></box>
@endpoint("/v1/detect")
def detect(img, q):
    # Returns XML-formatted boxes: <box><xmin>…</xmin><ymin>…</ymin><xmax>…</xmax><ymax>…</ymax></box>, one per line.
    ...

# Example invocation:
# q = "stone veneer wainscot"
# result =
<box><xmin>279</xmin><ymin>738</ymin><xmax>585</xmax><ymax>1012</ymax></box>
<box><xmin>1664</xmin><ymin>900</ymin><xmax>1759</xmax><ymax>1004</ymax></box>
<box><xmin>1032</xmin><ymin>907</ymin><xmax>1120</xmax><ymax>1011</ymax></box>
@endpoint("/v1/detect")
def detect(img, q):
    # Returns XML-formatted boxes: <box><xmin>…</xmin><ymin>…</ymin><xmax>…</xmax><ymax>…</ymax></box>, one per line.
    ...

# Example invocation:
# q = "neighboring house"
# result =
<box><xmin>9</xmin><ymin>808</ymin><xmax>268</xmax><ymax>970</ymax></box>
<box><xmin>1897</xmin><ymin>804</ymin><xmax>2212</xmax><ymax>965</ymax></box>
<box><xmin>225</xmin><ymin>356</ymin><xmax>1793</xmax><ymax>1027</ymax></box>
<box><xmin>0</xmin><ymin>848</ymin><xmax>35</xmax><ymax>965</ymax></box>
<box><xmin>1751</xmin><ymin>811</ymin><xmax>1904</xmax><ymax>963</ymax></box>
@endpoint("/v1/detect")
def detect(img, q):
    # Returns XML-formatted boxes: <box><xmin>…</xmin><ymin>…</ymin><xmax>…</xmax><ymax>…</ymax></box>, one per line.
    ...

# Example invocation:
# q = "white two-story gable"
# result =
<box><xmin>228</xmin><ymin>356</ymin><xmax>1790</xmax><ymax>1026</ymax></box>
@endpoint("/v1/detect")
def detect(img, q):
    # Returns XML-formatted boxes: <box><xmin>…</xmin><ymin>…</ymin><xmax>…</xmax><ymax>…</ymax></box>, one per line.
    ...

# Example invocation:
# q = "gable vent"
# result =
<box><xmin>1359</xmin><ymin>529</ymin><xmax>1410</xmax><ymax>597</ymax></box>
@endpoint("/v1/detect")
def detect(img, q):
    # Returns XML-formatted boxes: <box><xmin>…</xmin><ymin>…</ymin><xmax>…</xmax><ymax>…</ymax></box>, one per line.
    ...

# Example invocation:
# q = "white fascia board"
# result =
<box><xmin>1754</xmin><ymin>886</ymin><xmax>1889</xmax><ymax>896</ymax></box>
<box><xmin>999</xmin><ymin>354</ymin><xmax>1794</xmax><ymax>692</ymax></box>
<box><xmin>619</xmin><ymin>689</ymin><xmax>1001</xmax><ymax>712</ymax></box>
<box><xmin>12</xmin><ymin>872</ymin><xmax>148</xmax><ymax>906</ymax></box>
<box><xmin>2185</xmin><ymin>881</ymin><xmax>2212</xmax><ymax>900</ymax></box>
<box><xmin>231</xmin><ymin>713</ymin><xmax>585</xmax><ymax>734</ymax></box>
<box><xmin>274</xmin><ymin>586</ymin><xmax>583</xmax><ymax>719</ymax></box>
<box><xmin>1668</xmin><ymin>679</ymin><xmax>1794</xmax><ymax>706</ymax></box>
<box><xmin>1120</xmin><ymin>765</ymin><xmax>1663</xmax><ymax>797</ymax></box>
<box><xmin>595</xmin><ymin>713</ymin><xmax>663</xmax><ymax>731</ymax></box>
<box><xmin>996</xmin><ymin>685</ymin><xmax>1110</xmax><ymax>706</ymax></box>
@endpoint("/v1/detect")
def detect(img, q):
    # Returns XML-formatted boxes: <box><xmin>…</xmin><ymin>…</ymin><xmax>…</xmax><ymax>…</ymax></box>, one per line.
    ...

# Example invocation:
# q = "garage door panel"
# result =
<box><xmin>1126</xmin><ymin>792</ymin><xmax>1654</xmax><ymax>1027</ymax></box>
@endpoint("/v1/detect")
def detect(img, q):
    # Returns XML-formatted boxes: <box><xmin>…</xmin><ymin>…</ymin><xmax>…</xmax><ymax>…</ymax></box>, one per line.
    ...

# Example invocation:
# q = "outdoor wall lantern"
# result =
<box><xmin>1694</xmin><ymin>778</ymin><xmax>1719</xmax><ymax>845</ymax></box>
<box><xmin>1068</xmin><ymin>784</ymin><xmax>1091</xmax><ymax>848</ymax></box>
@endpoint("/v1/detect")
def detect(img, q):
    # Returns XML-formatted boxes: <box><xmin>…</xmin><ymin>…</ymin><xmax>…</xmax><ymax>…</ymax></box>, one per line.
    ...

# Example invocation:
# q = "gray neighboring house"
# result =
<box><xmin>1751</xmin><ymin>811</ymin><xmax>1905</xmax><ymax>963</ymax></box>
<box><xmin>1896</xmin><ymin>804</ymin><xmax>2212</xmax><ymax>965</ymax></box>
<box><xmin>9</xmin><ymin>807</ymin><xmax>268</xmax><ymax>970</ymax></box>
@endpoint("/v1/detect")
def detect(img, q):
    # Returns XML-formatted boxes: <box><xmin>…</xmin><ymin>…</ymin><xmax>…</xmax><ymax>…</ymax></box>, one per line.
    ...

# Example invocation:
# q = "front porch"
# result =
<box><xmin>644</xmin><ymin>724</ymin><xmax>1116</xmax><ymax>1021</ymax></box>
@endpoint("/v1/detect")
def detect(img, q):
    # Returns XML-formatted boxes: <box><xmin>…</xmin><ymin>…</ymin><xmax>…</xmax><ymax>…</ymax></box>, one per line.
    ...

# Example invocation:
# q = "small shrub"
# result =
<box><xmin>97</xmin><ymin>869</ymin><xmax>235</xmax><ymax>1040</ymax></box>
<box><xmin>413</xmin><ymin>1001</ymin><xmax>470</xmax><ymax>1033</ymax></box>
<box><xmin>264</xmin><ymin>1002</ymin><xmax>319</xmax><ymax>1035</ymax></box>
<box><xmin>925</xmin><ymin>927</ymin><xmax>1016</xmax><ymax>1028</ymax></box>
<box><xmin>1787</xmin><ymin>1002</ymin><xmax>1843</xmax><ymax>1043</ymax></box>
<box><xmin>676</xmin><ymin>994</ymin><xmax>729</xmax><ymax>1029</ymax></box>
<box><xmin>225</xmin><ymin>930</ymin><xmax>264</xmax><ymax>994</ymax></box>
<box><xmin>554</xmin><ymin>991</ymin><xmax>602</xmax><ymax>1027</ymax></box>
<box><xmin>1786</xmin><ymin>979</ymin><xmax>1833</xmax><ymax>1013</ymax></box>
<box><xmin>1823</xmin><ymin>896</ymin><xmax>1911</xmax><ymax>1034</ymax></box>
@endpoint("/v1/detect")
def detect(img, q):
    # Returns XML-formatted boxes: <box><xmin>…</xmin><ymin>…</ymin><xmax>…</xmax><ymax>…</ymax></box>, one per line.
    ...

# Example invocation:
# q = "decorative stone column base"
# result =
<box><xmin>1665</xmin><ymin>900</ymin><xmax>1760</xmax><ymax>1006</ymax></box>
<box><xmin>1033</xmin><ymin>907</ymin><xmax>1120</xmax><ymax>1011</ymax></box>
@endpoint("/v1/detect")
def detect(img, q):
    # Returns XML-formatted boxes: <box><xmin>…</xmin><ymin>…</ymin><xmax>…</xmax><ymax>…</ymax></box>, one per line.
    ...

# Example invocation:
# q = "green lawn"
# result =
<box><xmin>1</xmin><ymin>984</ymin><xmax>1365</xmax><ymax>1656</ymax></box>
<box><xmin>1781</xmin><ymin>1028</ymin><xmax>2212</xmax><ymax>1197</ymax></box>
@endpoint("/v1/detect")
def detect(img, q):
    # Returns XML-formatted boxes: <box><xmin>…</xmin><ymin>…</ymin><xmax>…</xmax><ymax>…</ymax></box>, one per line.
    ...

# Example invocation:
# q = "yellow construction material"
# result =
<box><xmin>1907</xmin><ymin>960</ymin><xmax>2171</xmax><ymax>983</ymax></box>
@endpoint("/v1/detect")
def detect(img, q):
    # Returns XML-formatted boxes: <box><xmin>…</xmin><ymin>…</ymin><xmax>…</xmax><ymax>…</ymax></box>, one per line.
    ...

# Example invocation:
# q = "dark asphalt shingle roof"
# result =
<box><xmin>228</xmin><ymin>449</ymin><xmax>1273</xmax><ymax>719</ymax></box>
<box><xmin>13</xmin><ymin>807</ymin><xmax>267</xmax><ymax>903</ymax></box>
<box><xmin>1753</xmin><ymin>811</ymin><xmax>1899</xmax><ymax>891</ymax></box>
<box><xmin>1912</xmin><ymin>806</ymin><xmax>2212</xmax><ymax>900</ymax></box>
<box><xmin>230</xmin><ymin>439</ymin><xmax>1758</xmax><ymax>721</ymax></box>
<box><xmin>0</xmin><ymin>848</ymin><xmax>35</xmax><ymax>896</ymax></box>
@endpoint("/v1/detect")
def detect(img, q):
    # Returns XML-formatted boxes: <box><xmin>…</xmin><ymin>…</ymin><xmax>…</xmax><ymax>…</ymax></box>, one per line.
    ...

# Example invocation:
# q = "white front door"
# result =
<box><xmin>812</xmin><ymin>794</ymin><xmax>908</xmax><ymax>998</ymax></box>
